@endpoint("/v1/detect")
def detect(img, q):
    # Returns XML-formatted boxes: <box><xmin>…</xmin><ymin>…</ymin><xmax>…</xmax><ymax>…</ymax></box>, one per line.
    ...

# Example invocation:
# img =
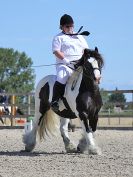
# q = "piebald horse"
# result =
<box><xmin>23</xmin><ymin>47</ymin><xmax>104</xmax><ymax>154</ymax></box>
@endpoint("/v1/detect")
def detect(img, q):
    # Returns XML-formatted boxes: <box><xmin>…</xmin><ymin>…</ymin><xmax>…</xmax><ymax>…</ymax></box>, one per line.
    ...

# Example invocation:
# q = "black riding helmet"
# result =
<box><xmin>60</xmin><ymin>14</ymin><xmax>74</xmax><ymax>26</ymax></box>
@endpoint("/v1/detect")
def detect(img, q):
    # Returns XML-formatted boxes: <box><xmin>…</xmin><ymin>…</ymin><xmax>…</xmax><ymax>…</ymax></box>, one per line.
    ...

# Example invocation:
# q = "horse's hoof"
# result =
<box><xmin>77</xmin><ymin>138</ymin><xmax>87</xmax><ymax>153</ymax></box>
<box><xmin>66</xmin><ymin>148</ymin><xmax>77</xmax><ymax>153</ymax></box>
<box><xmin>65</xmin><ymin>143</ymin><xmax>77</xmax><ymax>153</ymax></box>
<box><xmin>25</xmin><ymin>147</ymin><xmax>32</xmax><ymax>152</ymax></box>
<box><xmin>25</xmin><ymin>145</ymin><xmax>34</xmax><ymax>152</ymax></box>
<box><xmin>88</xmin><ymin>145</ymin><xmax>102</xmax><ymax>155</ymax></box>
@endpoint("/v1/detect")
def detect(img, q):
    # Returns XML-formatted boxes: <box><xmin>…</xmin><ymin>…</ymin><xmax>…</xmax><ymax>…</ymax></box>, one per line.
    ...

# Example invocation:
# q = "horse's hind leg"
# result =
<box><xmin>23</xmin><ymin>93</ymin><xmax>47</xmax><ymax>152</ymax></box>
<box><xmin>23</xmin><ymin>97</ymin><xmax>41</xmax><ymax>152</ymax></box>
<box><xmin>60</xmin><ymin>118</ymin><xmax>77</xmax><ymax>153</ymax></box>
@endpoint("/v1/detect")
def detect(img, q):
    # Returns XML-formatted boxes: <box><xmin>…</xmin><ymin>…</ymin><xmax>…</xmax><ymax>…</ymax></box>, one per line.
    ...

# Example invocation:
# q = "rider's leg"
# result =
<box><xmin>51</xmin><ymin>65</ymin><xmax>73</xmax><ymax>112</ymax></box>
<box><xmin>51</xmin><ymin>81</ymin><xmax>65</xmax><ymax>112</ymax></box>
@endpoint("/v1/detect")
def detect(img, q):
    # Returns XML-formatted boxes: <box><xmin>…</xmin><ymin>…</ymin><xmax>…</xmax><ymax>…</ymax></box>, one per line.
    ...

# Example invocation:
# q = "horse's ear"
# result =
<box><xmin>95</xmin><ymin>47</ymin><xmax>98</xmax><ymax>53</ymax></box>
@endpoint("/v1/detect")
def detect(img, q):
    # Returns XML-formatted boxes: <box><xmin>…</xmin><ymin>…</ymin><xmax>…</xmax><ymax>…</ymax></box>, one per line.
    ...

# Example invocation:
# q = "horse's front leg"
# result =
<box><xmin>78</xmin><ymin>112</ymin><xmax>101</xmax><ymax>155</ymax></box>
<box><xmin>60</xmin><ymin>118</ymin><xmax>77</xmax><ymax>153</ymax></box>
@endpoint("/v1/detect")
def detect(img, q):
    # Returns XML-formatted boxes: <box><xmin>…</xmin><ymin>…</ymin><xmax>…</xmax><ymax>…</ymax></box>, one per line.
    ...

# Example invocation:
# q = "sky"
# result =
<box><xmin>0</xmin><ymin>0</ymin><xmax>133</xmax><ymax>91</ymax></box>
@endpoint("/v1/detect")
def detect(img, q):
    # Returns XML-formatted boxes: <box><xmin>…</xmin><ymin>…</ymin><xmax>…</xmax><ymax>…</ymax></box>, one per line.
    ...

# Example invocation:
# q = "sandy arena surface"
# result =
<box><xmin>0</xmin><ymin>128</ymin><xmax>133</xmax><ymax>177</ymax></box>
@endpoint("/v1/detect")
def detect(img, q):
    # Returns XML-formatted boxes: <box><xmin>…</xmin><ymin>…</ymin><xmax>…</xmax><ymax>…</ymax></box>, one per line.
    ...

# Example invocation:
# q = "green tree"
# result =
<box><xmin>0</xmin><ymin>48</ymin><xmax>35</xmax><ymax>93</ymax></box>
<box><xmin>100</xmin><ymin>88</ymin><xmax>114</xmax><ymax>110</ymax></box>
<box><xmin>100</xmin><ymin>88</ymin><xmax>109</xmax><ymax>104</ymax></box>
<box><xmin>100</xmin><ymin>88</ymin><xmax>127</xmax><ymax>110</ymax></box>
<box><xmin>108</xmin><ymin>89</ymin><xmax>126</xmax><ymax>109</ymax></box>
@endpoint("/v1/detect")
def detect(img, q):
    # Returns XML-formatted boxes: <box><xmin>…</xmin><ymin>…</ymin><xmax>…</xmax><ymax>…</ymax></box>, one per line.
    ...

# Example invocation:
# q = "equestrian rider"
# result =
<box><xmin>51</xmin><ymin>14</ymin><xmax>101</xmax><ymax>112</ymax></box>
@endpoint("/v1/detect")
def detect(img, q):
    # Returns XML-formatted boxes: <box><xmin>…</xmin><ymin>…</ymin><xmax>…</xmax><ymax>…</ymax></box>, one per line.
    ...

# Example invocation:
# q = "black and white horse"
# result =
<box><xmin>23</xmin><ymin>47</ymin><xmax>104</xmax><ymax>154</ymax></box>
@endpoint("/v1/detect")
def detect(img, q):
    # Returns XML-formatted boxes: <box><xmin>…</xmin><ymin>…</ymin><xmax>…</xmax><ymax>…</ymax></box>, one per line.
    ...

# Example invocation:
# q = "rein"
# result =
<box><xmin>69</xmin><ymin>63</ymin><xmax>99</xmax><ymax>91</ymax></box>
<box><xmin>67</xmin><ymin>60</ymin><xmax>101</xmax><ymax>81</ymax></box>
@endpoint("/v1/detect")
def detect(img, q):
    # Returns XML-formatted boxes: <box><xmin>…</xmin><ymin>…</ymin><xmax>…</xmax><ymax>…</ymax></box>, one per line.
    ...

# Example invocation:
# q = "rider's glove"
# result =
<box><xmin>62</xmin><ymin>58</ymin><xmax>70</xmax><ymax>65</ymax></box>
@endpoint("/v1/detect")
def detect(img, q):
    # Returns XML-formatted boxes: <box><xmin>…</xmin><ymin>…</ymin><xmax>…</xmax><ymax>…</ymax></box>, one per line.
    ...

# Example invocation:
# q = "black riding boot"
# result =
<box><xmin>51</xmin><ymin>81</ymin><xmax>65</xmax><ymax>112</ymax></box>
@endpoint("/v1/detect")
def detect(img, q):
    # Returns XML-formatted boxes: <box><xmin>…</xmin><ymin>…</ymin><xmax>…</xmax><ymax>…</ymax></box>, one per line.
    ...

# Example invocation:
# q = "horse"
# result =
<box><xmin>23</xmin><ymin>47</ymin><xmax>104</xmax><ymax>154</ymax></box>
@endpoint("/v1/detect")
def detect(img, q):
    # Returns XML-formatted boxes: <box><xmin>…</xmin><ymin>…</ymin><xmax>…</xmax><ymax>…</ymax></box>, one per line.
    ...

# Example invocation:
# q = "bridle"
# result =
<box><xmin>82</xmin><ymin>60</ymin><xmax>102</xmax><ymax>86</ymax></box>
<box><xmin>69</xmin><ymin>59</ymin><xmax>101</xmax><ymax>91</ymax></box>
<box><xmin>67</xmin><ymin>58</ymin><xmax>101</xmax><ymax>81</ymax></box>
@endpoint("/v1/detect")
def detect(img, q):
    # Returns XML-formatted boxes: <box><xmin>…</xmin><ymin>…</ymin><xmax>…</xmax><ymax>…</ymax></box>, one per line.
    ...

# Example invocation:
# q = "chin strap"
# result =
<box><xmin>63</xmin><ymin>26</ymin><xmax>90</xmax><ymax>36</ymax></box>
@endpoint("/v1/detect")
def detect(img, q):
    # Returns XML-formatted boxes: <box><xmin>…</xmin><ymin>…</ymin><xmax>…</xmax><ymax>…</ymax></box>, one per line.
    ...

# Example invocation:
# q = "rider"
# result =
<box><xmin>51</xmin><ymin>14</ymin><xmax>101</xmax><ymax>111</ymax></box>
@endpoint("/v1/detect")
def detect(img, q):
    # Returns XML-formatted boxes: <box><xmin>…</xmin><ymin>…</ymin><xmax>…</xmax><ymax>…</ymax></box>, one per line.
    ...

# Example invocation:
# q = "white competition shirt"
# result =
<box><xmin>52</xmin><ymin>32</ymin><xmax>89</xmax><ymax>64</ymax></box>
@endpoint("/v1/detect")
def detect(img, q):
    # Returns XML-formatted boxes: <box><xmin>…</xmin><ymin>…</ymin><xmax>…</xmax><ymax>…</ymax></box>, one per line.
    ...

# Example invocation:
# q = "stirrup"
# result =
<box><xmin>51</xmin><ymin>101</ymin><xmax>59</xmax><ymax>112</ymax></box>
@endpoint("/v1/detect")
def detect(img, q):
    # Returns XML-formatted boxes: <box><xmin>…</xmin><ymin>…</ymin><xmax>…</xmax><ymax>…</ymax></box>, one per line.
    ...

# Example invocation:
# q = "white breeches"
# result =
<box><xmin>56</xmin><ymin>64</ymin><xmax>74</xmax><ymax>84</ymax></box>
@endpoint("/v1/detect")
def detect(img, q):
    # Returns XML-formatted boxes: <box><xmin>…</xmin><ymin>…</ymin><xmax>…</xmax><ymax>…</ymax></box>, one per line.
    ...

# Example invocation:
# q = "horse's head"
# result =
<box><xmin>81</xmin><ymin>47</ymin><xmax>104</xmax><ymax>69</ymax></box>
<box><xmin>74</xmin><ymin>47</ymin><xmax>104</xmax><ymax>83</ymax></box>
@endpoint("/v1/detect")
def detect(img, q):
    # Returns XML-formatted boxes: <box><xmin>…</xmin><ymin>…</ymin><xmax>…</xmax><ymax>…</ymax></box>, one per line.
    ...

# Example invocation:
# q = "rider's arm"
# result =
<box><xmin>53</xmin><ymin>51</ymin><xmax>64</xmax><ymax>60</ymax></box>
<box><xmin>53</xmin><ymin>50</ymin><xmax>70</xmax><ymax>65</ymax></box>
<box><xmin>52</xmin><ymin>35</ymin><xmax>64</xmax><ymax>59</ymax></box>
<box><xmin>52</xmin><ymin>36</ymin><xmax>70</xmax><ymax>64</ymax></box>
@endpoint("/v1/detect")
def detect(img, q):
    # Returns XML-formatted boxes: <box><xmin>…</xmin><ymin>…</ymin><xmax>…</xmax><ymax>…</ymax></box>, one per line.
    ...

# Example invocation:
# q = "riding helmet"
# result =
<box><xmin>60</xmin><ymin>14</ymin><xmax>74</xmax><ymax>26</ymax></box>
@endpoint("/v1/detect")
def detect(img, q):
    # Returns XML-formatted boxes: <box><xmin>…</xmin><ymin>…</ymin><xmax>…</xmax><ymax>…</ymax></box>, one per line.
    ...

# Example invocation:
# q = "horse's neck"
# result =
<box><xmin>81</xmin><ymin>72</ymin><xmax>99</xmax><ymax>94</ymax></box>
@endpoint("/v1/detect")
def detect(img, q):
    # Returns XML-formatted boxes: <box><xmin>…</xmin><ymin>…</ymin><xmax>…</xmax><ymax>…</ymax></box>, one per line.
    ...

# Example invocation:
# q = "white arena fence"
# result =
<box><xmin>0</xmin><ymin>93</ymin><xmax>34</xmax><ymax>126</ymax></box>
<box><xmin>0</xmin><ymin>90</ymin><xmax>133</xmax><ymax>127</ymax></box>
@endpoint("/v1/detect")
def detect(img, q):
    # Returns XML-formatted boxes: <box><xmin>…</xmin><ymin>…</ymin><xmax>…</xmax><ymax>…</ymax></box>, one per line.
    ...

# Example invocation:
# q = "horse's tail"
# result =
<box><xmin>38</xmin><ymin>108</ymin><xmax>60</xmax><ymax>140</ymax></box>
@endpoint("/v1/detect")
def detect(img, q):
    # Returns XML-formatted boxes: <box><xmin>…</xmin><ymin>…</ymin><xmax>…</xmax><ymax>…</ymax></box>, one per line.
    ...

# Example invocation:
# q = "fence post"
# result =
<box><xmin>11</xmin><ymin>95</ymin><xmax>16</xmax><ymax>126</ymax></box>
<box><xmin>108</xmin><ymin>108</ymin><xmax>110</xmax><ymax>125</ymax></box>
<box><xmin>28</xmin><ymin>94</ymin><xmax>31</xmax><ymax>116</ymax></box>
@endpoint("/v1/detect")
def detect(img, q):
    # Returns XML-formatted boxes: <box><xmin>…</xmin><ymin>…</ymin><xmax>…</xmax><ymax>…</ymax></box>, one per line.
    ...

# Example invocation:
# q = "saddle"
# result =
<box><xmin>57</xmin><ymin>67</ymin><xmax>82</xmax><ymax>118</ymax></box>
